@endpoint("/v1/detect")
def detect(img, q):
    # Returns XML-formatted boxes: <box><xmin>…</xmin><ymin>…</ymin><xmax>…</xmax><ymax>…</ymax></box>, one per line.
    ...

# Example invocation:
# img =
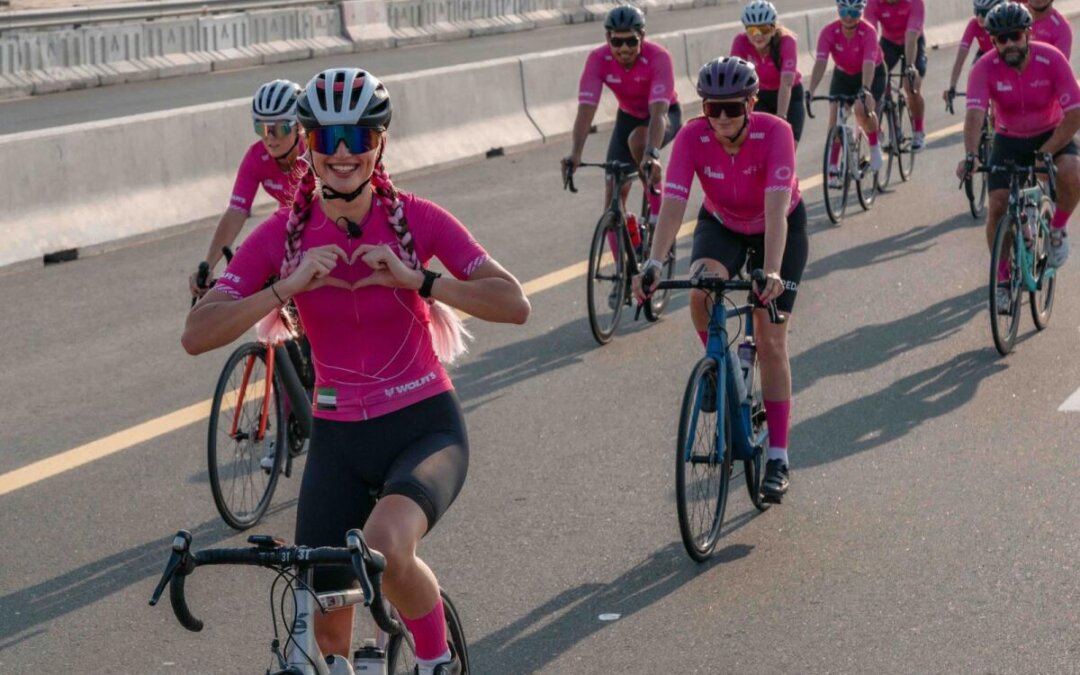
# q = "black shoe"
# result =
<box><xmin>414</xmin><ymin>646</ymin><xmax>461</xmax><ymax>675</ymax></box>
<box><xmin>700</xmin><ymin>375</ymin><xmax>717</xmax><ymax>413</ymax></box>
<box><xmin>762</xmin><ymin>459</ymin><xmax>789</xmax><ymax>502</ymax></box>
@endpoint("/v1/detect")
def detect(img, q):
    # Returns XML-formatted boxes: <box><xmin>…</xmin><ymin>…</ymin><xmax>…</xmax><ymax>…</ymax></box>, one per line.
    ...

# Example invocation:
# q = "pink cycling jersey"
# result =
<box><xmin>578</xmin><ymin>40</ymin><xmax>679</xmax><ymax>119</ymax></box>
<box><xmin>1032</xmin><ymin>8</ymin><xmax>1073</xmax><ymax>59</ymax></box>
<box><xmin>730</xmin><ymin>32</ymin><xmax>803</xmax><ymax>91</ymax></box>
<box><xmin>228</xmin><ymin>139</ymin><xmax>307</xmax><ymax>215</ymax></box>
<box><xmin>864</xmin><ymin>0</ymin><xmax>925</xmax><ymax>45</ymax></box>
<box><xmin>967</xmin><ymin>42</ymin><xmax>1080</xmax><ymax>137</ymax></box>
<box><xmin>663</xmin><ymin>114</ymin><xmax>801</xmax><ymax>236</ymax></box>
<box><xmin>215</xmin><ymin>194</ymin><xmax>490</xmax><ymax>422</ymax></box>
<box><xmin>959</xmin><ymin>17</ymin><xmax>993</xmax><ymax>54</ymax></box>
<box><xmin>816</xmin><ymin>19</ymin><xmax>884</xmax><ymax>76</ymax></box>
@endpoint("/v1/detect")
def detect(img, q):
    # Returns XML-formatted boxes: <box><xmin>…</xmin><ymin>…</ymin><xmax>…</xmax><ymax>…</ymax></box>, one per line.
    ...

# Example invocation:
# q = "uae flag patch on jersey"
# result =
<box><xmin>316</xmin><ymin>387</ymin><xmax>337</xmax><ymax>411</ymax></box>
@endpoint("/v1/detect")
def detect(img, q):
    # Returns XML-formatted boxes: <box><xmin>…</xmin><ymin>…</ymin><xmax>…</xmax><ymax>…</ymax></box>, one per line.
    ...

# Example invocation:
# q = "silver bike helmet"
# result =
<box><xmin>296</xmin><ymin>68</ymin><xmax>392</xmax><ymax>130</ymax></box>
<box><xmin>742</xmin><ymin>0</ymin><xmax>778</xmax><ymax>26</ymax></box>
<box><xmin>251</xmin><ymin>79</ymin><xmax>301</xmax><ymax>122</ymax></box>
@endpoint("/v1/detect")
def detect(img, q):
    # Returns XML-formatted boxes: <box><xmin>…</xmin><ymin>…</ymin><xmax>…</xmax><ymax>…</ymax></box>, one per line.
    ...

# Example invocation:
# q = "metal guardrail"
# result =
<box><xmin>0</xmin><ymin>0</ymin><xmax>337</xmax><ymax>31</ymax></box>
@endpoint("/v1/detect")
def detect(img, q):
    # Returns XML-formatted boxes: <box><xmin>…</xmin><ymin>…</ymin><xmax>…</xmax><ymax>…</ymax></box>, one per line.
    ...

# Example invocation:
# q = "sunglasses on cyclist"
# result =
<box><xmin>992</xmin><ymin>30</ymin><xmax>1025</xmax><ymax>45</ymax></box>
<box><xmin>609</xmin><ymin>35</ymin><xmax>640</xmax><ymax>48</ymax></box>
<box><xmin>254</xmin><ymin>121</ymin><xmax>295</xmax><ymax>139</ymax></box>
<box><xmin>745</xmin><ymin>25</ymin><xmax>776</xmax><ymax>37</ymax></box>
<box><xmin>703</xmin><ymin>99</ymin><xmax>748</xmax><ymax>119</ymax></box>
<box><xmin>838</xmin><ymin>8</ymin><xmax>862</xmax><ymax>19</ymax></box>
<box><xmin>305</xmin><ymin>126</ymin><xmax>382</xmax><ymax>155</ymax></box>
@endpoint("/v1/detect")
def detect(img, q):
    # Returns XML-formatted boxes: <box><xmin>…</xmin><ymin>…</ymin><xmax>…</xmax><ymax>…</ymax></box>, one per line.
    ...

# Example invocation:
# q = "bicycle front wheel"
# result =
<box><xmin>586</xmin><ymin>210</ymin><xmax>627</xmax><ymax>344</ymax></box>
<box><xmin>387</xmin><ymin>589</ymin><xmax>470</xmax><ymax>674</ymax></box>
<box><xmin>879</xmin><ymin>100</ymin><xmax>897</xmax><ymax>189</ymax></box>
<box><xmin>989</xmin><ymin>214</ymin><xmax>1022</xmax><ymax>355</ymax></box>
<box><xmin>676</xmin><ymin>358</ymin><xmax>732</xmax><ymax>562</ymax></box>
<box><xmin>743</xmin><ymin>359</ymin><xmax>771</xmax><ymax>512</ymax></box>
<box><xmin>823</xmin><ymin>125</ymin><xmax>850</xmax><ymax>224</ymax></box>
<box><xmin>855</xmin><ymin>131</ymin><xmax>878</xmax><ymax>210</ymax></box>
<box><xmin>897</xmin><ymin>96</ymin><xmax>915</xmax><ymax>180</ymax></box>
<box><xmin>1030</xmin><ymin>197</ymin><xmax>1056</xmax><ymax>330</ymax></box>
<box><xmin>207</xmin><ymin>342</ymin><xmax>286</xmax><ymax>530</ymax></box>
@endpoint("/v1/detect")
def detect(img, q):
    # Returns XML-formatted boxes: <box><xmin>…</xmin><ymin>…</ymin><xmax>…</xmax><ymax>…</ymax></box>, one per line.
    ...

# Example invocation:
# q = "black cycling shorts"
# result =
<box><xmin>690</xmin><ymin>200</ymin><xmax>809</xmax><ymax>314</ymax></box>
<box><xmin>880</xmin><ymin>35</ymin><xmax>928</xmax><ymax>77</ymax></box>
<box><xmin>606</xmin><ymin>104</ymin><xmax>683</xmax><ymax>166</ymax></box>
<box><xmin>755</xmin><ymin>82</ymin><xmax>806</xmax><ymax>143</ymax></box>
<box><xmin>829</xmin><ymin>65</ymin><xmax>887</xmax><ymax>108</ymax></box>
<box><xmin>294</xmin><ymin>391</ymin><xmax>469</xmax><ymax>591</ymax></box>
<box><xmin>988</xmin><ymin>131</ymin><xmax>1080</xmax><ymax>192</ymax></box>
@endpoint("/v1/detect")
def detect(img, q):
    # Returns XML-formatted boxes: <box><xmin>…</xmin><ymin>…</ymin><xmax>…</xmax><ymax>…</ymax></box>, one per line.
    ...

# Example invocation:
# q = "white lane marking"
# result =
<box><xmin>1059</xmin><ymin>386</ymin><xmax>1080</xmax><ymax>412</ymax></box>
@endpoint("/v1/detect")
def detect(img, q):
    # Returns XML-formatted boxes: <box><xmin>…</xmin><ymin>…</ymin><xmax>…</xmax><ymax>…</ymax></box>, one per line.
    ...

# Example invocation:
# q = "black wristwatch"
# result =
<box><xmin>645</xmin><ymin>146</ymin><xmax>660</xmax><ymax>160</ymax></box>
<box><xmin>419</xmin><ymin>268</ymin><xmax>442</xmax><ymax>298</ymax></box>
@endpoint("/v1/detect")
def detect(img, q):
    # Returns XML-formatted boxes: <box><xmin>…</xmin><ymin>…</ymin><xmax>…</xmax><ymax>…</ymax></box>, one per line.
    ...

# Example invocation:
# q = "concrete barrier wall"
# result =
<box><xmin>519</xmin><ymin>43</ymin><xmax>620</xmax><ymax>140</ymax></box>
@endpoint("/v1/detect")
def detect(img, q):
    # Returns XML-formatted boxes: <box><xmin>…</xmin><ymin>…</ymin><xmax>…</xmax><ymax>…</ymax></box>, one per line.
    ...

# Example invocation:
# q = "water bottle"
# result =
<box><xmin>737</xmin><ymin>338</ymin><xmax>756</xmax><ymax>402</ymax></box>
<box><xmin>729</xmin><ymin>345</ymin><xmax>748</xmax><ymax>404</ymax></box>
<box><xmin>1021</xmin><ymin>202</ymin><xmax>1038</xmax><ymax>246</ymax></box>
<box><xmin>626</xmin><ymin>213</ymin><xmax>642</xmax><ymax>251</ymax></box>
<box><xmin>353</xmin><ymin>643</ymin><xmax>388</xmax><ymax>675</ymax></box>
<box><xmin>326</xmin><ymin>653</ymin><xmax>357</xmax><ymax>675</ymax></box>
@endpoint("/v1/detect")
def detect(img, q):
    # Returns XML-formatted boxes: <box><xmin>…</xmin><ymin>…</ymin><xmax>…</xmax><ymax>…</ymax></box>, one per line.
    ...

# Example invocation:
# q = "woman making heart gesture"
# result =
<box><xmin>182</xmin><ymin>68</ymin><xmax>530</xmax><ymax>675</ymax></box>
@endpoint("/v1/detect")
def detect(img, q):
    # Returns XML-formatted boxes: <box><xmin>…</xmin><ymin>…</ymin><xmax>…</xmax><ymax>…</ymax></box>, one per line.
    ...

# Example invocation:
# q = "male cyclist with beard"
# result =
<box><xmin>563</xmin><ymin>4</ymin><xmax>682</xmax><ymax>228</ymax></box>
<box><xmin>864</xmin><ymin>0</ymin><xmax>928</xmax><ymax>151</ymax></box>
<box><xmin>958</xmin><ymin>2</ymin><xmax>1080</xmax><ymax>313</ymax></box>
<box><xmin>189</xmin><ymin>79</ymin><xmax>306</xmax><ymax>297</ymax></box>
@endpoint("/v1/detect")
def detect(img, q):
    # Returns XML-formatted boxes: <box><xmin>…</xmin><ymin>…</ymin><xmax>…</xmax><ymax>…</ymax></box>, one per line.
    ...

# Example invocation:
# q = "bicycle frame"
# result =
<box><xmin>1003</xmin><ymin>171</ymin><xmax>1056</xmax><ymax>292</ymax></box>
<box><xmin>230</xmin><ymin>338</ymin><xmax>313</xmax><ymax>447</ymax></box>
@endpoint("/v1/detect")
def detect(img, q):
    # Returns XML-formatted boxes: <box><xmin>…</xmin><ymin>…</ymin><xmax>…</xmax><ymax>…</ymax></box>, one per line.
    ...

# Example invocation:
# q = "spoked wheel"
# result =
<box><xmin>1030</xmin><ymin>198</ymin><xmax>1057</xmax><ymax>331</ymax></box>
<box><xmin>643</xmin><ymin>248</ymin><xmax>676</xmax><ymax>322</ymax></box>
<box><xmin>822</xmin><ymin>125</ymin><xmax>850</xmax><ymax>224</ymax></box>
<box><xmin>743</xmin><ymin>359</ymin><xmax>771</xmax><ymax>512</ymax></box>
<box><xmin>897</xmin><ymin>96</ymin><xmax>915</xmax><ymax>181</ymax></box>
<box><xmin>208</xmin><ymin>342</ymin><xmax>285</xmax><ymax>531</ymax></box>
<box><xmin>586</xmin><ymin>210</ymin><xmax>627</xmax><ymax>344</ymax></box>
<box><xmin>855</xmin><ymin>131</ymin><xmax>878</xmax><ymax>210</ymax></box>
<box><xmin>879</xmin><ymin>100</ymin><xmax>898</xmax><ymax>189</ymax></box>
<box><xmin>676</xmin><ymin>358</ymin><xmax>732</xmax><ymax>562</ymax></box>
<box><xmin>989</xmin><ymin>214</ymin><xmax>1023</xmax><ymax>355</ymax></box>
<box><xmin>387</xmin><ymin>589</ymin><xmax>470</xmax><ymax>674</ymax></box>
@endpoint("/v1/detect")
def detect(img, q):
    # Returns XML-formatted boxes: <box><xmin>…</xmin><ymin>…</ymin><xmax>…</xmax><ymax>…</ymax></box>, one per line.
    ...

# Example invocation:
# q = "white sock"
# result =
<box><xmin>767</xmin><ymin>447</ymin><xmax>789</xmax><ymax>466</ymax></box>
<box><xmin>416</xmin><ymin>649</ymin><xmax>452</xmax><ymax>674</ymax></box>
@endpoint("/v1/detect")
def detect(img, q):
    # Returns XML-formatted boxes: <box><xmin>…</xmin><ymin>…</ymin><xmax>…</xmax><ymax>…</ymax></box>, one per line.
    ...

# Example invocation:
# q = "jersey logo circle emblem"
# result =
<box><xmin>774</xmin><ymin>166</ymin><xmax>793</xmax><ymax>181</ymax></box>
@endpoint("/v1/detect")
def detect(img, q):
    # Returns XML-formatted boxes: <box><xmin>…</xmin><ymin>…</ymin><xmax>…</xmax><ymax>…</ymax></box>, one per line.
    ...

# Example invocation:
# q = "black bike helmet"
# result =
<box><xmin>296</xmin><ymin>68</ymin><xmax>392</xmax><ymax>131</ymax></box>
<box><xmin>604</xmin><ymin>4</ymin><xmax>646</xmax><ymax>32</ymax></box>
<box><xmin>696</xmin><ymin>57</ymin><xmax>760</xmax><ymax>99</ymax></box>
<box><xmin>984</xmin><ymin>1</ymin><xmax>1032</xmax><ymax>34</ymax></box>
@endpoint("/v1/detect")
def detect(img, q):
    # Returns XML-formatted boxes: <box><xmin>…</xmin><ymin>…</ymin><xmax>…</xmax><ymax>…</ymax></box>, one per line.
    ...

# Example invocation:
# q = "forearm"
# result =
<box><xmin>428</xmin><ymin>272</ymin><xmax>530</xmax><ymax>324</ymax></box>
<box><xmin>777</xmin><ymin>74</ymin><xmax>795</xmax><ymax>119</ymax></box>
<box><xmin>862</xmin><ymin>61</ymin><xmax>875</xmax><ymax>90</ymax></box>
<box><xmin>809</xmin><ymin>60</ymin><xmax>827</xmax><ymax>93</ymax></box>
<box><xmin>949</xmin><ymin>49</ymin><xmax>968</xmax><ymax>90</ymax></box>
<box><xmin>905</xmin><ymin>31</ymin><xmax>918</xmax><ymax>66</ymax></box>
<box><xmin>963</xmin><ymin>110</ymin><xmax>986</xmax><ymax>154</ymax></box>
<box><xmin>182</xmin><ymin>287</ymin><xmax>286</xmax><ymax>354</ymax></box>
<box><xmin>571</xmin><ymin>105</ymin><xmax>597</xmax><ymax>157</ymax></box>
<box><xmin>647</xmin><ymin>102</ymin><xmax>669</xmax><ymax>151</ymax></box>
<box><xmin>1037</xmin><ymin>111</ymin><xmax>1080</xmax><ymax>155</ymax></box>
<box><xmin>651</xmin><ymin>198</ymin><xmax>688</xmax><ymax>263</ymax></box>
<box><xmin>205</xmin><ymin>210</ymin><xmax>247</xmax><ymax>268</ymax></box>
<box><xmin>763</xmin><ymin>192</ymin><xmax>790</xmax><ymax>273</ymax></box>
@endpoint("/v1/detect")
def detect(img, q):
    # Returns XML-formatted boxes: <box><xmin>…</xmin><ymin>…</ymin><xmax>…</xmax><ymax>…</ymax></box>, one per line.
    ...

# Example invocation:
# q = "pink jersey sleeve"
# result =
<box><xmin>1050</xmin><ymin>49</ymin><xmax>1080</xmax><ymax>112</ymax></box>
<box><xmin>214</xmin><ymin>212</ymin><xmax>288</xmax><ymax>300</ymax></box>
<box><xmin>228</xmin><ymin>143</ymin><xmax>263</xmax><ymax>215</ymax></box>
<box><xmin>407</xmin><ymin>197</ymin><xmax>490</xmax><ymax>280</ymax></box>
<box><xmin>965</xmin><ymin>56</ymin><xmax>991</xmax><ymax>112</ymax></box>
<box><xmin>578</xmin><ymin>49</ymin><xmax>605</xmax><ymax>107</ymax></box>
<box><xmin>959</xmin><ymin>18</ymin><xmax>979</xmax><ymax>51</ymax></box>
<box><xmin>1053</xmin><ymin>13</ymin><xmax>1073</xmax><ymax>58</ymax></box>
<box><xmin>648</xmin><ymin>47</ymin><xmax>677</xmax><ymax>106</ymax></box>
<box><xmin>764</xmin><ymin>123</ymin><xmax>797</xmax><ymax>194</ymax></box>
<box><xmin>815</xmin><ymin>24</ymin><xmax>834</xmax><ymax>62</ymax></box>
<box><xmin>662</xmin><ymin>125</ymin><xmax>696</xmax><ymax>203</ymax></box>
<box><xmin>780</xmin><ymin>33</ymin><xmax>800</xmax><ymax>76</ymax></box>
<box><xmin>907</xmin><ymin>0</ymin><xmax>925</xmax><ymax>35</ymax></box>
<box><xmin>861</xmin><ymin>25</ymin><xmax>880</xmax><ymax>65</ymax></box>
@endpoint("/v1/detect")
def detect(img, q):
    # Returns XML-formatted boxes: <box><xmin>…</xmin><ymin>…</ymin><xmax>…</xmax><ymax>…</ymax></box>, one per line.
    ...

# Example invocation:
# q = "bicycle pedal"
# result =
<box><xmin>761</xmin><ymin>492</ymin><xmax>784</xmax><ymax>505</ymax></box>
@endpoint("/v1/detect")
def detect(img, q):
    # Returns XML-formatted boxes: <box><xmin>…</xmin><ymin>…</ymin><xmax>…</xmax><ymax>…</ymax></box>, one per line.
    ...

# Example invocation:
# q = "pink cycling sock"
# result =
<box><xmin>997</xmin><ymin>256</ymin><xmax>1011</xmax><ymax>283</ymax></box>
<box><xmin>401</xmin><ymin>597</ymin><xmax>448</xmax><ymax>661</ymax></box>
<box><xmin>697</xmin><ymin>330</ymin><xmax>708</xmax><ymax>347</ymax></box>
<box><xmin>829</xmin><ymin>141</ymin><xmax>842</xmax><ymax>166</ymax></box>
<box><xmin>648</xmin><ymin>189</ymin><xmax>661</xmax><ymax>221</ymax></box>
<box><xmin>1051</xmin><ymin>209</ymin><xmax>1070</xmax><ymax>231</ymax></box>
<box><xmin>867</xmin><ymin>131</ymin><xmax>879</xmax><ymax>146</ymax></box>
<box><xmin>764</xmin><ymin>399</ymin><xmax>791</xmax><ymax>450</ymax></box>
<box><xmin>913</xmin><ymin>117</ymin><xmax>925</xmax><ymax>133</ymax></box>
<box><xmin>606</xmin><ymin>229</ymin><xmax>619</xmax><ymax>257</ymax></box>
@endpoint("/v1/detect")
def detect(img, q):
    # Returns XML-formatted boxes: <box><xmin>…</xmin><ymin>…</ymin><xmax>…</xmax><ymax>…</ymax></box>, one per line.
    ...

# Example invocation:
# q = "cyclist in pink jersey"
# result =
<box><xmin>1027</xmin><ymin>0</ymin><xmax>1073</xmax><ymax>57</ymax></box>
<box><xmin>958</xmin><ymin>3</ymin><xmax>1080</xmax><ymax>311</ymax></box>
<box><xmin>807</xmin><ymin>0</ymin><xmax>887</xmax><ymax>179</ymax></box>
<box><xmin>563</xmin><ymin>4</ymin><xmax>682</xmax><ymax>225</ymax></box>
<box><xmin>864</xmin><ymin>0</ymin><xmax>928</xmax><ymax>150</ymax></box>
<box><xmin>182</xmin><ymin>68</ymin><xmax>529</xmax><ymax>675</ymax></box>
<box><xmin>636</xmin><ymin>57</ymin><xmax>807</xmax><ymax>503</ymax></box>
<box><xmin>944</xmin><ymin>0</ymin><xmax>1004</xmax><ymax>104</ymax></box>
<box><xmin>730</xmin><ymin>1</ymin><xmax>806</xmax><ymax>143</ymax></box>
<box><xmin>189</xmin><ymin>80</ymin><xmax>307</xmax><ymax>298</ymax></box>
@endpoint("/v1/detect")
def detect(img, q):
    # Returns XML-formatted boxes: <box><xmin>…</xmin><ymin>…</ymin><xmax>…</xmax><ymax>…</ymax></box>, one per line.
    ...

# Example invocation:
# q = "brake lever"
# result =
<box><xmin>562</xmin><ymin>162</ymin><xmax>578</xmax><ymax>193</ymax></box>
<box><xmin>750</xmin><ymin>270</ymin><xmax>786</xmax><ymax>325</ymax></box>
<box><xmin>150</xmin><ymin>530</ymin><xmax>192</xmax><ymax>606</ymax></box>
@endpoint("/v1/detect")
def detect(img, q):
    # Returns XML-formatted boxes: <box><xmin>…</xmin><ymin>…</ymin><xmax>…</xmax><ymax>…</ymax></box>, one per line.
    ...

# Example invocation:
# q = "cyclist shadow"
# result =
<box><xmin>791</xmin><ymin>348</ymin><xmax>1006</xmax><ymax>470</ymax></box>
<box><xmin>792</xmin><ymin>287</ymin><xmax>984</xmax><ymax>395</ymax></box>
<box><xmin>0</xmin><ymin>501</ymin><xmax>296</xmax><ymax>650</ymax></box>
<box><xmin>469</xmin><ymin>540</ymin><xmax>752</xmax><ymax>674</ymax></box>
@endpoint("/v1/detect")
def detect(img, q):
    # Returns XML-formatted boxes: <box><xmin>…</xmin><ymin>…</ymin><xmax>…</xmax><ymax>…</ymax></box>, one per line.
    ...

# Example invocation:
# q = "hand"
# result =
<box><xmin>633</xmin><ymin>258</ymin><xmax>664</xmax><ymax>303</ymax></box>
<box><xmin>755</xmin><ymin>271</ymin><xmax>785</xmax><ymax>305</ymax></box>
<box><xmin>904</xmin><ymin>64</ymin><xmax>918</xmax><ymax>80</ymax></box>
<box><xmin>189</xmin><ymin>269</ymin><xmax>208</xmax><ymax>298</ymax></box>
<box><xmin>956</xmin><ymin>156</ymin><xmax>975</xmax><ymax>182</ymax></box>
<box><xmin>353</xmin><ymin>244</ymin><xmax>425</xmax><ymax>290</ymax></box>
<box><xmin>641</xmin><ymin>158</ymin><xmax>662</xmax><ymax>187</ymax></box>
<box><xmin>279</xmin><ymin>244</ymin><xmax>347</xmax><ymax>296</ymax></box>
<box><xmin>562</xmin><ymin>154</ymin><xmax>581</xmax><ymax>174</ymax></box>
<box><xmin>942</xmin><ymin>88</ymin><xmax>954</xmax><ymax>103</ymax></box>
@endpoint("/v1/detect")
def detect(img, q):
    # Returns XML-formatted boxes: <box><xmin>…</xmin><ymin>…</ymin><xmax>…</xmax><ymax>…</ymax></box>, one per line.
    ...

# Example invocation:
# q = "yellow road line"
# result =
<box><xmin>0</xmin><ymin>123</ymin><xmax>969</xmax><ymax>498</ymax></box>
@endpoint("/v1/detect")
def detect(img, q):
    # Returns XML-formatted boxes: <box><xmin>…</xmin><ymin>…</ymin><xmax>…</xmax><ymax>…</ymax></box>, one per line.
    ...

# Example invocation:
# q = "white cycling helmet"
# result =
<box><xmin>296</xmin><ymin>68</ymin><xmax>392</xmax><ymax>130</ymax></box>
<box><xmin>836</xmin><ymin>0</ymin><xmax>867</xmax><ymax>9</ymax></box>
<box><xmin>742</xmin><ymin>0</ymin><xmax>778</xmax><ymax>26</ymax></box>
<box><xmin>973</xmin><ymin>0</ymin><xmax>1005</xmax><ymax>11</ymax></box>
<box><xmin>251</xmin><ymin>79</ymin><xmax>301</xmax><ymax>122</ymax></box>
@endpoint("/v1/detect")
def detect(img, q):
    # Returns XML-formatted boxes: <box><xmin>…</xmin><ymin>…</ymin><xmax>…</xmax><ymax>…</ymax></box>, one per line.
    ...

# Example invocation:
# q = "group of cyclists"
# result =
<box><xmin>179</xmin><ymin>0</ymin><xmax>1079</xmax><ymax>671</ymax></box>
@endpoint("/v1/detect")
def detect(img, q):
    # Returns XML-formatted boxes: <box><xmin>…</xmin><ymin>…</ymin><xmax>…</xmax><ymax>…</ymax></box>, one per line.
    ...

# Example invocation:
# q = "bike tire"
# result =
<box><xmin>387</xmin><ymin>589</ymin><xmax>470</xmax><ymax>674</ymax></box>
<box><xmin>823</xmin><ymin>125</ymin><xmax>850</xmax><ymax>224</ymax></box>
<box><xmin>676</xmin><ymin>358</ymin><xmax>732</xmax><ymax>562</ymax></box>
<box><xmin>989</xmin><ymin>213</ymin><xmax>1022</xmax><ymax>355</ymax></box>
<box><xmin>897</xmin><ymin>95</ymin><xmax>915</xmax><ymax>181</ymax></box>
<box><xmin>1030</xmin><ymin>197</ymin><xmax>1056</xmax><ymax>331</ymax></box>
<box><xmin>743</xmin><ymin>358</ymin><xmax>771</xmax><ymax>512</ymax></box>
<box><xmin>855</xmin><ymin>130</ymin><xmax>878</xmax><ymax>210</ymax></box>
<box><xmin>207</xmin><ymin>342</ymin><xmax>286</xmax><ymax>531</ymax></box>
<box><xmin>643</xmin><ymin>248</ymin><xmax>676</xmax><ymax>322</ymax></box>
<box><xmin>586</xmin><ymin>210</ymin><xmax>627</xmax><ymax>344</ymax></box>
<box><xmin>880</xmin><ymin>99</ymin><xmax>897</xmax><ymax>189</ymax></box>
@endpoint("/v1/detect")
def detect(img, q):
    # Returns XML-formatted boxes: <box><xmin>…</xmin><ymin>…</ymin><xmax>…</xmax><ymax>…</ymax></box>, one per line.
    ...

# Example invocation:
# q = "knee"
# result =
<box><xmin>756</xmin><ymin>330</ymin><xmax>789</xmax><ymax>363</ymax></box>
<box><xmin>364</xmin><ymin>522</ymin><xmax>417</xmax><ymax>578</ymax></box>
